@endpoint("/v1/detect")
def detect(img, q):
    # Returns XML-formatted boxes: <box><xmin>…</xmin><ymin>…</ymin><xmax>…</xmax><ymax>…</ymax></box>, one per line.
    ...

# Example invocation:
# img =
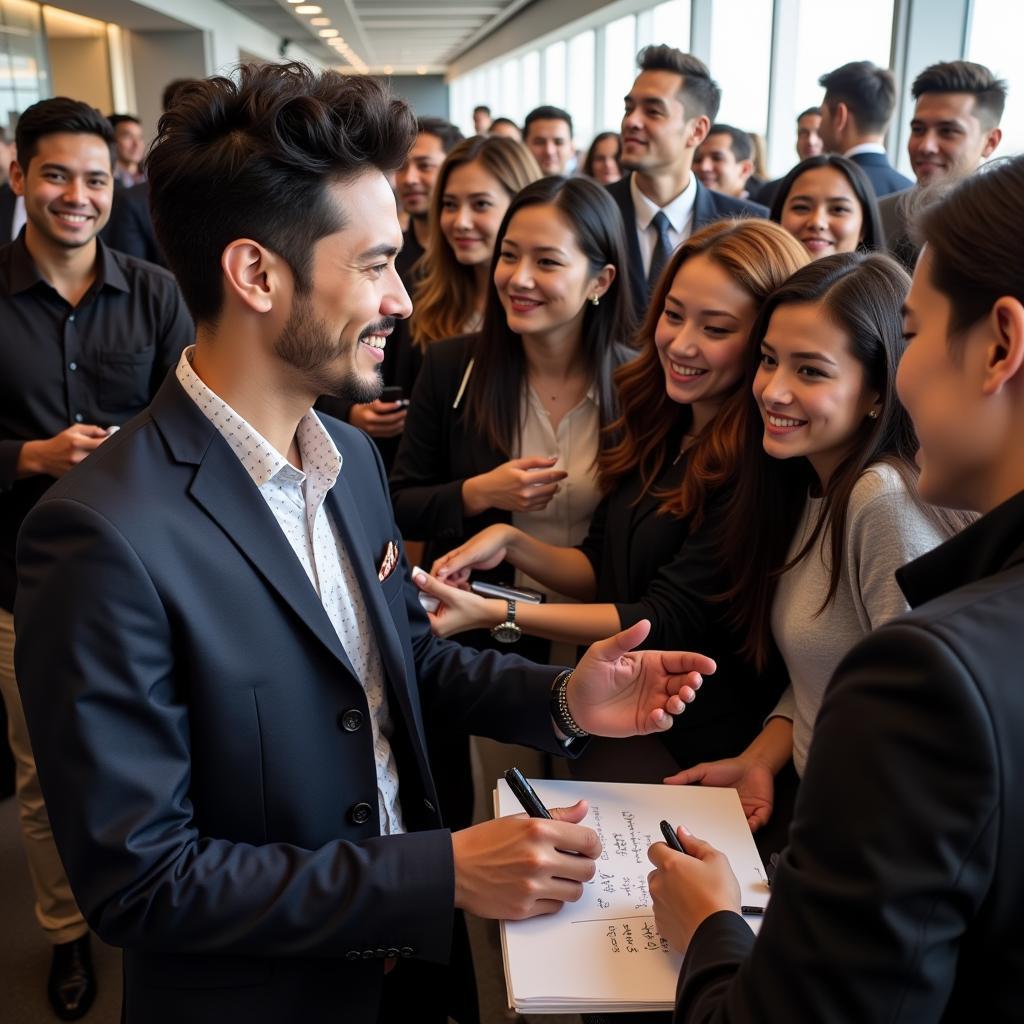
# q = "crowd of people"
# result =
<box><xmin>0</xmin><ymin>39</ymin><xmax>1020</xmax><ymax>1024</ymax></box>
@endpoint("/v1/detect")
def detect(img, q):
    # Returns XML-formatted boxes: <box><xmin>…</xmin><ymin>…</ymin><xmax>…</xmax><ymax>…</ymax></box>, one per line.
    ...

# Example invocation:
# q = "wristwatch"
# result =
<box><xmin>490</xmin><ymin>599</ymin><xmax>522</xmax><ymax>644</ymax></box>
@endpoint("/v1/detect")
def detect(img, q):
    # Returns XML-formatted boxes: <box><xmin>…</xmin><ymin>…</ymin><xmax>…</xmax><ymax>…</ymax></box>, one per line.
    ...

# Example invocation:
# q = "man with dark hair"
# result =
<box><xmin>0</xmin><ymin>124</ymin><xmax>14</xmax><ymax>186</ymax></box>
<box><xmin>325</xmin><ymin>115</ymin><xmax>464</xmax><ymax>463</ymax></box>
<box><xmin>472</xmin><ymin>103</ymin><xmax>491</xmax><ymax>135</ymax></box>
<box><xmin>0</xmin><ymin>95</ymin><xmax>192</xmax><ymax>1021</ymax></box>
<box><xmin>108</xmin><ymin>113</ymin><xmax>145</xmax><ymax>187</ymax></box>
<box><xmin>14</xmin><ymin>63</ymin><xmax>713</xmax><ymax>1024</ymax></box>
<box><xmin>489</xmin><ymin>116</ymin><xmax>521</xmax><ymax>141</ymax></box>
<box><xmin>817</xmin><ymin>60</ymin><xmax>912</xmax><ymax>197</ymax></box>
<box><xmin>524</xmin><ymin>104</ymin><xmax>574</xmax><ymax>174</ymax></box>
<box><xmin>880</xmin><ymin>59</ymin><xmax>1005</xmax><ymax>269</ymax></box>
<box><xmin>609</xmin><ymin>44</ymin><xmax>767</xmax><ymax>312</ymax></box>
<box><xmin>694</xmin><ymin>123</ymin><xmax>757</xmax><ymax>199</ymax></box>
<box><xmin>751</xmin><ymin>107</ymin><xmax>824</xmax><ymax>207</ymax></box>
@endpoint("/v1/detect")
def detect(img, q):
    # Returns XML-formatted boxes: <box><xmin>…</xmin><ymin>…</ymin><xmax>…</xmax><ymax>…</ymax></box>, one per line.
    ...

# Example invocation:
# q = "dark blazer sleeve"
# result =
<box><xmin>675</xmin><ymin>620</ymin><xmax>997</xmax><ymax>1022</ymax></box>
<box><xmin>389</xmin><ymin>339</ymin><xmax>471</xmax><ymax>544</ymax></box>
<box><xmin>14</xmin><ymin>495</ymin><xmax>457</xmax><ymax>959</ymax></box>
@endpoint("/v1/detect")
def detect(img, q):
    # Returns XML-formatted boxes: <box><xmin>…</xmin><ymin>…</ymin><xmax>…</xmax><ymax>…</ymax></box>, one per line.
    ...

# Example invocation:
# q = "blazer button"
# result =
<box><xmin>349</xmin><ymin>801</ymin><xmax>373</xmax><ymax>825</ymax></box>
<box><xmin>338</xmin><ymin>708</ymin><xmax>364</xmax><ymax>732</ymax></box>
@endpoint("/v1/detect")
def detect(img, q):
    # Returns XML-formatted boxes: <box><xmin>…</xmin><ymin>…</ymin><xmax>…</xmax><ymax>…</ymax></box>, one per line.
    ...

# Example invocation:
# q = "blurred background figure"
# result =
<box><xmin>584</xmin><ymin>131</ymin><xmax>622</xmax><ymax>184</ymax></box>
<box><xmin>107</xmin><ymin>114</ymin><xmax>146</xmax><ymax>187</ymax></box>
<box><xmin>488</xmin><ymin>116</ymin><xmax>521</xmax><ymax>141</ymax></box>
<box><xmin>472</xmin><ymin>103</ymin><xmax>492</xmax><ymax>134</ymax></box>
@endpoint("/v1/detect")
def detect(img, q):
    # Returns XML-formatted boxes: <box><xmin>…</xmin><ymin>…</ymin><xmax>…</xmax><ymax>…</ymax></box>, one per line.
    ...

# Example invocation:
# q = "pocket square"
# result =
<box><xmin>378</xmin><ymin>540</ymin><xmax>400</xmax><ymax>582</ymax></box>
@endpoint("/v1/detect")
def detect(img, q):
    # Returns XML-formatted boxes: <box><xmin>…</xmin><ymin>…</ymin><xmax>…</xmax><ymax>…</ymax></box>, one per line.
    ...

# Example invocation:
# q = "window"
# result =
<box><xmin>500</xmin><ymin>58</ymin><xmax>520</xmax><ymax>122</ymax></box>
<box><xmin>543</xmin><ymin>40</ymin><xmax>566</xmax><ymax>109</ymax></box>
<box><xmin>567</xmin><ymin>29</ymin><xmax>594</xmax><ymax>149</ymax></box>
<box><xmin>0</xmin><ymin>0</ymin><xmax>50</xmax><ymax>129</ymax></box>
<box><xmin>520</xmin><ymin>50</ymin><xmax>540</xmax><ymax>123</ymax></box>
<box><xmin>967</xmin><ymin>0</ymin><xmax>1024</xmax><ymax>156</ymax></box>
<box><xmin>709</xmin><ymin>0</ymin><xmax>773</xmax><ymax>134</ymax></box>
<box><xmin>601</xmin><ymin>14</ymin><xmax>635</xmax><ymax>134</ymax></box>
<box><xmin>652</xmin><ymin>0</ymin><xmax>691</xmax><ymax>51</ymax></box>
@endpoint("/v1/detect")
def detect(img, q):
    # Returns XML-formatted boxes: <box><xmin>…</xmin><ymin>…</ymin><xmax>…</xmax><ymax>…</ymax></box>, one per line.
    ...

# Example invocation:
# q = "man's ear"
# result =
<box><xmin>980</xmin><ymin>296</ymin><xmax>1024</xmax><ymax>397</ymax></box>
<box><xmin>833</xmin><ymin>101</ymin><xmax>850</xmax><ymax>136</ymax></box>
<box><xmin>686</xmin><ymin>115</ymin><xmax>711</xmax><ymax>150</ymax></box>
<box><xmin>737</xmin><ymin>158</ymin><xmax>754</xmax><ymax>184</ymax></box>
<box><xmin>8</xmin><ymin>160</ymin><xmax>25</xmax><ymax>198</ymax></box>
<box><xmin>981</xmin><ymin>126</ymin><xmax>1002</xmax><ymax>160</ymax></box>
<box><xmin>221</xmin><ymin>239</ymin><xmax>284</xmax><ymax>315</ymax></box>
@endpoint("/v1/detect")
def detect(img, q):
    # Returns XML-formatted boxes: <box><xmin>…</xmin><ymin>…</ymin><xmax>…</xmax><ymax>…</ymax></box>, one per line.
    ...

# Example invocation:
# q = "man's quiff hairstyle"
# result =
<box><xmin>819</xmin><ymin>60</ymin><xmax>897</xmax><ymax>134</ymax></box>
<box><xmin>147</xmin><ymin>62</ymin><xmax>415</xmax><ymax>324</ymax></box>
<box><xmin>636</xmin><ymin>45</ymin><xmax>721</xmax><ymax>122</ymax></box>
<box><xmin>912</xmin><ymin>60</ymin><xmax>1007</xmax><ymax>129</ymax></box>
<box><xmin>15</xmin><ymin>97</ymin><xmax>115</xmax><ymax>171</ymax></box>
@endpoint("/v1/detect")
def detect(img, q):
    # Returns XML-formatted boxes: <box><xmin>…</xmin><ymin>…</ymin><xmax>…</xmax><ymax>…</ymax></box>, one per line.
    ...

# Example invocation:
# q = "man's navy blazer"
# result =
<box><xmin>14</xmin><ymin>372</ymin><xmax>571</xmax><ymax>1024</ymax></box>
<box><xmin>847</xmin><ymin>150</ymin><xmax>913</xmax><ymax>198</ymax></box>
<box><xmin>606</xmin><ymin>173</ymin><xmax>768</xmax><ymax>314</ymax></box>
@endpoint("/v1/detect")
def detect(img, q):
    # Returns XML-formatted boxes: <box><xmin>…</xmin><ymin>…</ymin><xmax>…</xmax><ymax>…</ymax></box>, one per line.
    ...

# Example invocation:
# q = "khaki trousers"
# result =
<box><xmin>0</xmin><ymin>606</ymin><xmax>87</xmax><ymax>944</ymax></box>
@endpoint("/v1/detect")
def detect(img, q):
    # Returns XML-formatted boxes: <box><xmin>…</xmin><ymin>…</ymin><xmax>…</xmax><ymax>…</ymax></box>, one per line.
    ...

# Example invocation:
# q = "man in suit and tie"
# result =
<box><xmin>13</xmin><ymin>64</ymin><xmax>714</xmax><ymax>1024</ymax></box>
<box><xmin>607</xmin><ymin>45</ymin><xmax>767</xmax><ymax>313</ymax></box>
<box><xmin>817</xmin><ymin>60</ymin><xmax>913</xmax><ymax>198</ymax></box>
<box><xmin>878</xmin><ymin>60</ymin><xmax>1005</xmax><ymax>270</ymax></box>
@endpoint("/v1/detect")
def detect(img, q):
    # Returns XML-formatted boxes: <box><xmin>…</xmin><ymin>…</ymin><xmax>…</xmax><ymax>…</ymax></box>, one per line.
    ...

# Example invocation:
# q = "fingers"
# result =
<box><xmin>547</xmin><ymin>799</ymin><xmax>589</xmax><ymax>825</ymax></box>
<box><xmin>76</xmin><ymin>424</ymin><xmax>109</xmax><ymax>438</ymax></box>
<box><xmin>588</xmin><ymin>618</ymin><xmax>652</xmax><ymax>660</ymax></box>
<box><xmin>653</xmin><ymin>650</ymin><xmax>718</xmax><ymax>677</ymax></box>
<box><xmin>678</xmin><ymin>827</ymin><xmax>717</xmax><ymax>860</ymax></box>
<box><xmin>518</xmin><ymin>469</ymin><xmax>569</xmax><ymax>486</ymax></box>
<box><xmin>663</xmin><ymin>765</ymin><xmax>707</xmax><ymax>786</ymax></box>
<box><xmin>512</xmin><ymin>455</ymin><xmax>560</xmax><ymax>470</ymax></box>
<box><xmin>747</xmin><ymin>806</ymin><xmax>772</xmax><ymax>831</ymax></box>
<box><xmin>411</xmin><ymin>568</ymin><xmax>449</xmax><ymax>600</ymax></box>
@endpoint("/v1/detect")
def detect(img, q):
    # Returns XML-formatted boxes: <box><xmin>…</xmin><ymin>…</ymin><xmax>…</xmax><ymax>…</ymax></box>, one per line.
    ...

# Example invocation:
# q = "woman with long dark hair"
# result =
<box><xmin>418</xmin><ymin>220</ymin><xmax>808</xmax><ymax>775</ymax></box>
<box><xmin>769</xmin><ymin>154</ymin><xmax>883</xmax><ymax>259</ymax></box>
<box><xmin>583</xmin><ymin>131</ymin><xmax>622</xmax><ymax>184</ymax></box>
<box><xmin>666</xmin><ymin>252</ymin><xmax>968</xmax><ymax>830</ymax></box>
<box><xmin>650</xmin><ymin>154</ymin><xmax>1024</xmax><ymax>1024</ymax></box>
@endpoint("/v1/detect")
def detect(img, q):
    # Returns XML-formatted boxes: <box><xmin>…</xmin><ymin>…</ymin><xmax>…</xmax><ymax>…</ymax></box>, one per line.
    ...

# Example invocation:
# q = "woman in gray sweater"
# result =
<box><xmin>668</xmin><ymin>253</ymin><xmax>967</xmax><ymax>833</ymax></box>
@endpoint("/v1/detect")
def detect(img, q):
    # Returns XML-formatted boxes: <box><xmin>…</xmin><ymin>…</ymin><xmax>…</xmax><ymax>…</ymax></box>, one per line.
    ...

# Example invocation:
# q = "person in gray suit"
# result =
<box><xmin>879</xmin><ymin>60</ymin><xmax>1005</xmax><ymax>269</ymax></box>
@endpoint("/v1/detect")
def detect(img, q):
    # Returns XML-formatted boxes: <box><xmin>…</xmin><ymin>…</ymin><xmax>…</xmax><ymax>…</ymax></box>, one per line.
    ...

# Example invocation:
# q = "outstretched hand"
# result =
<box><xmin>567</xmin><ymin>620</ymin><xmax>715</xmax><ymax>737</ymax></box>
<box><xmin>664</xmin><ymin>757</ymin><xmax>776</xmax><ymax>832</ymax></box>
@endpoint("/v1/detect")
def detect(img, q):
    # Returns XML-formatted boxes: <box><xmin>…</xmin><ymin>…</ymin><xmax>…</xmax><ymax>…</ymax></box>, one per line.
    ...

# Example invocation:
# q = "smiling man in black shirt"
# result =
<box><xmin>0</xmin><ymin>96</ymin><xmax>191</xmax><ymax>1020</ymax></box>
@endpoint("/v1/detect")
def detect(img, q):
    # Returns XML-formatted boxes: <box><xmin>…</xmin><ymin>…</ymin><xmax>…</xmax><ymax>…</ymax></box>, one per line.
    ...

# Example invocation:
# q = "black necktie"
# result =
<box><xmin>647</xmin><ymin>210</ymin><xmax>673</xmax><ymax>291</ymax></box>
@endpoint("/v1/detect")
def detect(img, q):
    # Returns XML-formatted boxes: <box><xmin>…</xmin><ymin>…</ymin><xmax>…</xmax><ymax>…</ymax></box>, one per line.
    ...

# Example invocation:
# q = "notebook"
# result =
<box><xmin>494</xmin><ymin>777</ymin><xmax>767</xmax><ymax>1014</ymax></box>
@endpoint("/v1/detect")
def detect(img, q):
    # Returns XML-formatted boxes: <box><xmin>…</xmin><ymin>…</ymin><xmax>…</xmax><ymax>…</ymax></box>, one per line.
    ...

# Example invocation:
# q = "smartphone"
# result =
<box><xmin>469</xmin><ymin>581</ymin><xmax>545</xmax><ymax>604</ymax></box>
<box><xmin>380</xmin><ymin>386</ymin><xmax>409</xmax><ymax>407</ymax></box>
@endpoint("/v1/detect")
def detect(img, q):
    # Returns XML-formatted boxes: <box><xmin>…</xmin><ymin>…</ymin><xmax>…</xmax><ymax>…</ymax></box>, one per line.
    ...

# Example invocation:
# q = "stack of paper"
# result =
<box><xmin>495</xmin><ymin>777</ymin><xmax>768</xmax><ymax>1014</ymax></box>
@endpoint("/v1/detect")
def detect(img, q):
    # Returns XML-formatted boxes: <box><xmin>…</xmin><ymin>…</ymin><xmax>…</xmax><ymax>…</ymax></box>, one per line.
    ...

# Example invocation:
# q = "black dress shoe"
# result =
<box><xmin>48</xmin><ymin>934</ymin><xmax>96</xmax><ymax>1020</ymax></box>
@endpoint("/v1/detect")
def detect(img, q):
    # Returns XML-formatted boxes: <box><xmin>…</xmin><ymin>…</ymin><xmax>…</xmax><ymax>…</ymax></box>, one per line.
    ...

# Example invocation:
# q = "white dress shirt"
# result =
<box><xmin>843</xmin><ymin>142</ymin><xmax>887</xmax><ymax>158</ymax></box>
<box><xmin>11</xmin><ymin>194</ymin><xmax>25</xmax><ymax>240</ymax></box>
<box><xmin>630</xmin><ymin>172</ymin><xmax>698</xmax><ymax>279</ymax></box>
<box><xmin>176</xmin><ymin>348</ymin><xmax>405</xmax><ymax>835</ymax></box>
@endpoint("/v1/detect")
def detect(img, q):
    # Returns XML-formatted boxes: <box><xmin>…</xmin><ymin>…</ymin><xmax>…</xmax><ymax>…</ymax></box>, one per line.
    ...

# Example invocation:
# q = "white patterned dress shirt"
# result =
<box><xmin>176</xmin><ymin>348</ymin><xmax>404</xmax><ymax>835</ymax></box>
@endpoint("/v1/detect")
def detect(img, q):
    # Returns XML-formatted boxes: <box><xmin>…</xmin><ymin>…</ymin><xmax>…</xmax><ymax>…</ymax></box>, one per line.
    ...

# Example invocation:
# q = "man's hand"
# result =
<box><xmin>17</xmin><ymin>425</ymin><xmax>109</xmax><ymax>479</ymax></box>
<box><xmin>452</xmin><ymin>800</ymin><xmax>600</xmax><ymax>920</ymax></box>
<box><xmin>349</xmin><ymin>399</ymin><xmax>407</xmax><ymax>438</ymax></box>
<box><xmin>664</xmin><ymin>757</ymin><xmax>777</xmax><ymax>832</ymax></box>
<box><xmin>568</xmin><ymin>620</ymin><xmax>715</xmax><ymax>737</ymax></box>
<box><xmin>648</xmin><ymin>826</ymin><xmax>742</xmax><ymax>952</ymax></box>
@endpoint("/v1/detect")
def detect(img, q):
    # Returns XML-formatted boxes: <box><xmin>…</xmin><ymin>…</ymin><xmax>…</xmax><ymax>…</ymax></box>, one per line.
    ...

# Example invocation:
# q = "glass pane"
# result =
<box><xmin>520</xmin><ymin>50</ymin><xmax>540</xmax><ymax>124</ymax></box>
<box><xmin>543</xmin><ymin>40</ymin><xmax>566</xmax><ymax>108</ymax></box>
<box><xmin>653</xmin><ymin>0</ymin><xmax>691</xmax><ymax>51</ymax></box>
<box><xmin>967</xmin><ymin>0</ymin><xmax>1024</xmax><ymax>156</ymax></box>
<box><xmin>500</xmin><ymin>58</ymin><xmax>520</xmax><ymax>123</ymax></box>
<box><xmin>709</xmin><ymin>0</ymin><xmax>773</xmax><ymax>134</ymax></box>
<box><xmin>791</xmin><ymin>0</ymin><xmax>894</xmax><ymax>120</ymax></box>
<box><xmin>0</xmin><ymin>0</ymin><xmax>50</xmax><ymax>122</ymax></box>
<box><xmin>601</xmin><ymin>14</ymin><xmax>636</xmax><ymax>134</ymax></box>
<box><xmin>567</xmin><ymin>29</ymin><xmax>594</xmax><ymax>151</ymax></box>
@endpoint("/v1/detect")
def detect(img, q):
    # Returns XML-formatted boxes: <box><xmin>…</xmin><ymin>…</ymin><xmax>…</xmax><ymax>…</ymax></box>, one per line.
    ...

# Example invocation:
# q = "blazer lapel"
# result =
<box><xmin>324</xmin><ymin>474</ymin><xmax>421</xmax><ymax>733</ymax></box>
<box><xmin>188</xmin><ymin>438</ymin><xmax>358</xmax><ymax>679</ymax></box>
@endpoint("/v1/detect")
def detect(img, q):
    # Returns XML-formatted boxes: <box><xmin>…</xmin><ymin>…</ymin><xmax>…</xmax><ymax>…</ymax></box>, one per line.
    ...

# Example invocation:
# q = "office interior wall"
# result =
<box><xmin>47</xmin><ymin>35</ymin><xmax>112</xmax><ymax>113</ymax></box>
<box><xmin>127</xmin><ymin>29</ymin><xmax>206</xmax><ymax>144</ymax></box>
<box><xmin>381</xmin><ymin>74</ymin><xmax>448</xmax><ymax>119</ymax></box>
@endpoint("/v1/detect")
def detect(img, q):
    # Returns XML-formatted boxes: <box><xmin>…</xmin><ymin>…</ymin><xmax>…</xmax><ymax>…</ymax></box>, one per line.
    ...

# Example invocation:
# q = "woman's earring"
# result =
<box><xmin>590</xmin><ymin>294</ymin><xmax>600</xmax><ymax>306</ymax></box>
<box><xmin>868</xmin><ymin>409</ymin><xmax>879</xmax><ymax>419</ymax></box>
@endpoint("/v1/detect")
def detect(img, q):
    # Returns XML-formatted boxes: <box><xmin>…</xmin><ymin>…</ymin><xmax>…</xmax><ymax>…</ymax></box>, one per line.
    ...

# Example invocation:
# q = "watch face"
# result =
<box><xmin>491</xmin><ymin>622</ymin><xmax>522</xmax><ymax>644</ymax></box>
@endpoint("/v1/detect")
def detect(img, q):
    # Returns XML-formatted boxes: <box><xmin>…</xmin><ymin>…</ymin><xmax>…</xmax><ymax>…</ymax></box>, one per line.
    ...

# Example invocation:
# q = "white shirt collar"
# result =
<box><xmin>630</xmin><ymin>172</ymin><xmax>697</xmax><ymax>234</ymax></box>
<box><xmin>843</xmin><ymin>142</ymin><xmax>886</xmax><ymax>158</ymax></box>
<box><xmin>175</xmin><ymin>346</ymin><xmax>341</xmax><ymax>491</ymax></box>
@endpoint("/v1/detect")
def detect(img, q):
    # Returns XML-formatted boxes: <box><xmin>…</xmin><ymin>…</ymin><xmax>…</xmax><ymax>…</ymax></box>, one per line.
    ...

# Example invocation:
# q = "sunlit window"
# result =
<box><xmin>500</xmin><ymin>58</ymin><xmax>520</xmax><ymax>123</ymax></box>
<box><xmin>966</xmin><ymin>0</ymin><xmax>1023</xmax><ymax>156</ymax></box>
<box><xmin>544</xmin><ymin>40</ymin><xmax>566</xmax><ymax>109</ymax></box>
<box><xmin>709</xmin><ymin>0</ymin><xmax>773</xmax><ymax>134</ymax></box>
<box><xmin>567</xmin><ymin>29</ymin><xmax>595</xmax><ymax>149</ymax></box>
<box><xmin>652</xmin><ymin>0</ymin><xmax>691</xmax><ymax>51</ymax></box>
<box><xmin>520</xmin><ymin>50</ymin><xmax>540</xmax><ymax>125</ymax></box>
<box><xmin>601</xmin><ymin>14</ymin><xmax>636</xmax><ymax>134</ymax></box>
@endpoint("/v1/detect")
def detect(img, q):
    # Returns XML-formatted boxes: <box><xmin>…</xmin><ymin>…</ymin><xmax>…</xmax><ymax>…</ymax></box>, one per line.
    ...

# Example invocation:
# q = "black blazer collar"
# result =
<box><xmin>897</xmin><ymin>490</ymin><xmax>1024</xmax><ymax>608</ymax></box>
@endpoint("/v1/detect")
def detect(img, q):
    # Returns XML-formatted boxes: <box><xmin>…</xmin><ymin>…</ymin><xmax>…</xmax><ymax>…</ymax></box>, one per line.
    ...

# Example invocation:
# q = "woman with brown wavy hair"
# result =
<box><xmin>419</xmin><ymin>219</ymin><xmax>808</xmax><ymax>776</ymax></box>
<box><xmin>410</xmin><ymin>135</ymin><xmax>541</xmax><ymax>346</ymax></box>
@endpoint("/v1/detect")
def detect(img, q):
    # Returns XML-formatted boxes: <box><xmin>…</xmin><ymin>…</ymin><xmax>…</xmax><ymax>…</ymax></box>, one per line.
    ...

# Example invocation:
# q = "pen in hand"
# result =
<box><xmin>659</xmin><ymin>819</ymin><xmax>765</xmax><ymax>916</ymax></box>
<box><xmin>504</xmin><ymin>767</ymin><xmax>553</xmax><ymax>818</ymax></box>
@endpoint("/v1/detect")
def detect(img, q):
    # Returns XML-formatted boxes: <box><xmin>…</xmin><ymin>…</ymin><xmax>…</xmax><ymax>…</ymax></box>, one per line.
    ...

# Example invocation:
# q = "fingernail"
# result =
<box><xmin>680</xmin><ymin>824</ymin><xmax>691</xmax><ymax>836</ymax></box>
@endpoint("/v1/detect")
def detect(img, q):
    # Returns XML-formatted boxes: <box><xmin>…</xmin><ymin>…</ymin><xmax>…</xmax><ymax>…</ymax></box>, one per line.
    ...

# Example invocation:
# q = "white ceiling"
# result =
<box><xmin>221</xmin><ymin>0</ymin><xmax>534</xmax><ymax>75</ymax></box>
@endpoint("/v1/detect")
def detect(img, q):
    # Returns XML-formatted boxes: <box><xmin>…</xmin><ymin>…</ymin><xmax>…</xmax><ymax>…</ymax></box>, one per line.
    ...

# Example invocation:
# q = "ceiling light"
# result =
<box><xmin>310</xmin><ymin>16</ymin><xmax>329</xmax><ymax>25</ymax></box>
<box><xmin>294</xmin><ymin>5</ymin><xmax>321</xmax><ymax>13</ymax></box>
<box><xmin>319</xmin><ymin>28</ymin><xmax>339</xmax><ymax>37</ymax></box>
<box><xmin>416</xmin><ymin>66</ymin><xmax>427</xmax><ymax>75</ymax></box>
<box><xmin>383</xmin><ymin>65</ymin><xmax>394</xmax><ymax>75</ymax></box>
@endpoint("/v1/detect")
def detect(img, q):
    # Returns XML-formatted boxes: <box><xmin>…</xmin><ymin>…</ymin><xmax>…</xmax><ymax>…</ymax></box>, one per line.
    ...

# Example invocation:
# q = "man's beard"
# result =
<box><xmin>274</xmin><ymin>292</ymin><xmax>393</xmax><ymax>404</ymax></box>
